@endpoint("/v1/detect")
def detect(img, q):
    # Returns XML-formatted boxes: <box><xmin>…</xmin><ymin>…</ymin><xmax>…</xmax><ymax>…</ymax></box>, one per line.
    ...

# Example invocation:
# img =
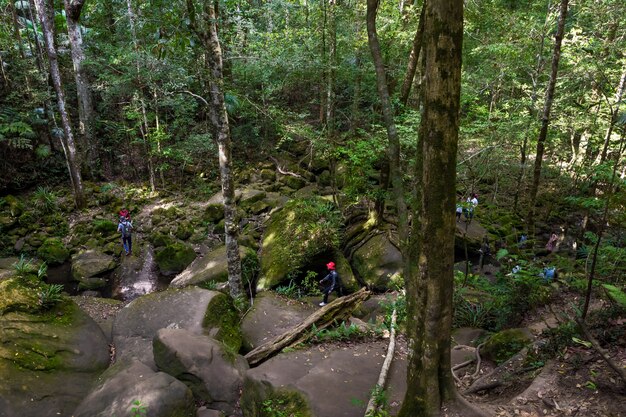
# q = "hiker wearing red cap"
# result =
<box><xmin>319</xmin><ymin>261</ymin><xmax>342</xmax><ymax>306</ymax></box>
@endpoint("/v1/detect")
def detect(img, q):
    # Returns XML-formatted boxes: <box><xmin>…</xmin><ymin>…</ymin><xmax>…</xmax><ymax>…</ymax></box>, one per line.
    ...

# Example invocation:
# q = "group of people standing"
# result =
<box><xmin>456</xmin><ymin>193</ymin><xmax>479</xmax><ymax>222</ymax></box>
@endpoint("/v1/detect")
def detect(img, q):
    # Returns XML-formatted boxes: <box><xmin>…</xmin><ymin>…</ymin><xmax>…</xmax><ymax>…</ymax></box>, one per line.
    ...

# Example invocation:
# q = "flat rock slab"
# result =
<box><xmin>112</xmin><ymin>287</ymin><xmax>224</xmax><ymax>369</ymax></box>
<box><xmin>241</xmin><ymin>292</ymin><xmax>317</xmax><ymax>352</ymax></box>
<box><xmin>243</xmin><ymin>340</ymin><xmax>407</xmax><ymax>417</ymax></box>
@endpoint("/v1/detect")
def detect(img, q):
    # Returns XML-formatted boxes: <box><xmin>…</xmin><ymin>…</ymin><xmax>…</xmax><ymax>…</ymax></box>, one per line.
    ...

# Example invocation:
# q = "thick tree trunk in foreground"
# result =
<box><xmin>366</xmin><ymin>0</ymin><xmax>409</xmax><ymax>268</ymax></box>
<box><xmin>33</xmin><ymin>0</ymin><xmax>85</xmax><ymax>208</ymax></box>
<box><xmin>186</xmin><ymin>0</ymin><xmax>244</xmax><ymax>300</ymax></box>
<box><xmin>64</xmin><ymin>0</ymin><xmax>97</xmax><ymax>172</ymax></box>
<box><xmin>527</xmin><ymin>0</ymin><xmax>568</xmax><ymax>235</ymax></box>
<box><xmin>399</xmin><ymin>0</ymin><xmax>463</xmax><ymax>414</ymax></box>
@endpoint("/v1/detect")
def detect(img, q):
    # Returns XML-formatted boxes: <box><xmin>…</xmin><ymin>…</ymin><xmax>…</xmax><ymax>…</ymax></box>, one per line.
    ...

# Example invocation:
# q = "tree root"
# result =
<box><xmin>576</xmin><ymin>317</ymin><xmax>626</xmax><ymax>388</ymax></box>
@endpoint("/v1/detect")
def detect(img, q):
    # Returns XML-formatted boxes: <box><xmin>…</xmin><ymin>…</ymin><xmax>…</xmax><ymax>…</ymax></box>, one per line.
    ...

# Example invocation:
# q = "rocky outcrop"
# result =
<box><xmin>154</xmin><ymin>241</ymin><xmax>196</xmax><ymax>276</ymax></box>
<box><xmin>0</xmin><ymin>300</ymin><xmax>109</xmax><ymax>417</ymax></box>
<box><xmin>170</xmin><ymin>245</ymin><xmax>256</xmax><ymax>289</ymax></box>
<box><xmin>72</xmin><ymin>359</ymin><xmax>195</xmax><ymax>417</ymax></box>
<box><xmin>71</xmin><ymin>249</ymin><xmax>116</xmax><ymax>290</ymax></box>
<box><xmin>112</xmin><ymin>287</ymin><xmax>241</xmax><ymax>369</ymax></box>
<box><xmin>37</xmin><ymin>237</ymin><xmax>69</xmax><ymax>265</ymax></box>
<box><xmin>241</xmin><ymin>340</ymin><xmax>407</xmax><ymax>417</ymax></box>
<box><xmin>154</xmin><ymin>329</ymin><xmax>248</xmax><ymax>413</ymax></box>
<box><xmin>352</xmin><ymin>233</ymin><xmax>402</xmax><ymax>291</ymax></box>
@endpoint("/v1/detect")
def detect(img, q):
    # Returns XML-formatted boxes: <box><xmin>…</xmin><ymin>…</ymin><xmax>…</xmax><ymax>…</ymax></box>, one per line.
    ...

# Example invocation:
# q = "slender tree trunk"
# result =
<box><xmin>64</xmin><ymin>0</ymin><xmax>97</xmax><ymax>173</ymax></box>
<box><xmin>582</xmin><ymin>131</ymin><xmax>625</xmax><ymax>319</ymax></box>
<box><xmin>366</xmin><ymin>0</ymin><xmax>409</xmax><ymax>266</ymax></box>
<box><xmin>399</xmin><ymin>2</ymin><xmax>426</xmax><ymax>107</ymax></box>
<box><xmin>399</xmin><ymin>0</ymin><xmax>464</xmax><ymax>414</ymax></box>
<box><xmin>126</xmin><ymin>0</ymin><xmax>156</xmax><ymax>191</ymax></box>
<box><xmin>33</xmin><ymin>0</ymin><xmax>85</xmax><ymax>208</ymax></box>
<box><xmin>526</xmin><ymin>0</ymin><xmax>568</xmax><ymax>236</ymax></box>
<box><xmin>597</xmin><ymin>68</ymin><xmax>626</xmax><ymax>165</ymax></box>
<box><xmin>186</xmin><ymin>0</ymin><xmax>244</xmax><ymax>300</ymax></box>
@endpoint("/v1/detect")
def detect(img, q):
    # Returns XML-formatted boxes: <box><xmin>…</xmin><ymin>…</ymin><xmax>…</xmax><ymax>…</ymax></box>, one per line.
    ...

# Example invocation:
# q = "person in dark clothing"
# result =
<box><xmin>319</xmin><ymin>261</ymin><xmax>342</xmax><ymax>306</ymax></box>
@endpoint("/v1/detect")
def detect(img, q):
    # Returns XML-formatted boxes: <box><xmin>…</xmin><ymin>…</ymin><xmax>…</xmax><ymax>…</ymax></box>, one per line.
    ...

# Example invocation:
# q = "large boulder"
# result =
<box><xmin>170</xmin><ymin>245</ymin><xmax>256</xmax><ymax>289</ymax></box>
<box><xmin>155</xmin><ymin>241</ymin><xmax>196</xmax><ymax>276</ymax></box>
<box><xmin>240</xmin><ymin>292</ymin><xmax>317</xmax><ymax>352</ymax></box>
<box><xmin>112</xmin><ymin>287</ymin><xmax>241</xmax><ymax>369</ymax></box>
<box><xmin>482</xmin><ymin>328</ymin><xmax>534</xmax><ymax>365</ymax></box>
<box><xmin>71</xmin><ymin>250</ymin><xmax>116</xmax><ymax>290</ymax></box>
<box><xmin>73</xmin><ymin>359</ymin><xmax>195</xmax><ymax>417</ymax></box>
<box><xmin>352</xmin><ymin>233</ymin><xmax>402</xmax><ymax>291</ymax></box>
<box><xmin>0</xmin><ymin>298</ymin><xmax>109</xmax><ymax>417</ymax></box>
<box><xmin>258</xmin><ymin>197</ymin><xmax>342</xmax><ymax>291</ymax></box>
<box><xmin>37</xmin><ymin>237</ymin><xmax>70</xmax><ymax>265</ymax></box>
<box><xmin>154</xmin><ymin>329</ymin><xmax>248</xmax><ymax>413</ymax></box>
<box><xmin>241</xmin><ymin>340</ymin><xmax>407</xmax><ymax>417</ymax></box>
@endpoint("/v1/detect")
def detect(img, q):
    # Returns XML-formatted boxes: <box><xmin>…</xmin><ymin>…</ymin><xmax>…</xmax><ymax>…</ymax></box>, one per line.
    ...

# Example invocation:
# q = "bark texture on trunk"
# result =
<box><xmin>187</xmin><ymin>0</ymin><xmax>244</xmax><ymax>300</ymax></box>
<box><xmin>527</xmin><ymin>0</ymin><xmax>568</xmax><ymax>235</ymax></box>
<box><xmin>399</xmin><ymin>0</ymin><xmax>463</xmax><ymax>414</ymax></box>
<box><xmin>64</xmin><ymin>0</ymin><xmax>96</xmax><ymax>169</ymax></box>
<box><xmin>366</xmin><ymin>0</ymin><xmax>409</xmax><ymax>267</ymax></box>
<box><xmin>33</xmin><ymin>0</ymin><xmax>85</xmax><ymax>208</ymax></box>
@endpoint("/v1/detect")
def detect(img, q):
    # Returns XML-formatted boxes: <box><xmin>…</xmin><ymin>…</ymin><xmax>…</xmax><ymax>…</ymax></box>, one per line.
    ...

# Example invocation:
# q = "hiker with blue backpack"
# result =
<box><xmin>117</xmin><ymin>215</ymin><xmax>133</xmax><ymax>256</ymax></box>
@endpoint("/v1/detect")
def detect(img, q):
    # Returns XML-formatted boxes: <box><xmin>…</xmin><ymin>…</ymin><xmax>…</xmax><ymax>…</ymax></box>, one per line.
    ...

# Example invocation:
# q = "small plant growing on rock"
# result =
<box><xmin>12</xmin><ymin>255</ymin><xmax>36</xmax><ymax>278</ymax></box>
<box><xmin>32</xmin><ymin>186</ymin><xmax>58</xmax><ymax>213</ymax></box>
<box><xmin>130</xmin><ymin>399</ymin><xmax>147</xmax><ymax>417</ymax></box>
<box><xmin>38</xmin><ymin>284</ymin><xmax>64</xmax><ymax>309</ymax></box>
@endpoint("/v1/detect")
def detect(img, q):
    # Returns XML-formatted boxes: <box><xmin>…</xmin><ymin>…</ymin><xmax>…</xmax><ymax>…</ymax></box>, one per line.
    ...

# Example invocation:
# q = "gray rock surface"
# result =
<box><xmin>73</xmin><ymin>359</ymin><xmax>195</xmax><ymax>417</ymax></box>
<box><xmin>71</xmin><ymin>249</ymin><xmax>116</xmax><ymax>289</ymax></box>
<box><xmin>154</xmin><ymin>329</ymin><xmax>248</xmax><ymax>413</ymax></box>
<box><xmin>170</xmin><ymin>245</ymin><xmax>255</xmax><ymax>288</ymax></box>
<box><xmin>241</xmin><ymin>340</ymin><xmax>407</xmax><ymax>417</ymax></box>
<box><xmin>112</xmin><ymin>287</ymin><xmax>237</xmax><ymax>369</ymax></box>
<box><xmin>240</xmin><ymin>292</ymin><xmax>316</xmax><ymax>351</ymax></box>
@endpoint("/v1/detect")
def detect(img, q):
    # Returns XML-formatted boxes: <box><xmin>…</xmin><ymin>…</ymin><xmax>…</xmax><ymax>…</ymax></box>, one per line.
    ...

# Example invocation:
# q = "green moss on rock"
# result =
<box><xmin>203</xmin><ymin>293</ymin><xmax>242</xmax><ymax>353</ymax></box>
<box><xmin>204</xmin><ymin>204</ymin><xmax>225</xmax><ymax>223</ymax></box>
<box><xmin>37</xmin><ymin>238</ymin><xmax>69</xmax><ymax>265</ymax></box>
<box><xmin>155</xmin><ymin>241</ymin><xmax>196</xmax><ymax>275</ymax></box>
<box><xmin>258</xmin><ymin>197</ymin><xmax>342</xmax><ymax>290</ymax></box>
<box><xmin>482</xmin><ymin>328</ymin><xmax>532</xmax><ymax>364</ymax></box>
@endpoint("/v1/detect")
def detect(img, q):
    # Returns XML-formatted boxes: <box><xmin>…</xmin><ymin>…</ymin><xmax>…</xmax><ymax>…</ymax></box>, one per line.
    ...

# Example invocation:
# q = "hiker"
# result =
<box><xmin>117</xmin><ymin>216</ymin><xmax>133</xmax><ymax>256</ymax></box>
<box><xmin>519</xmin><ymin>234</ymin><xmax>528</xmax><ymax>249</ymax></box>
<box><xmin>455</xmin><ymin>197</ymin><xmax>463</xmax><ymax>222</ymax></box>
<box><xmin>546</xmin><ymin>233</ymin><xmax>558</xmax><ymax>252</ymax></box>
<box><xmin>541</xmin><ymin>266</ymin><xmax>557</xmax><ymax>281</ymax></box>
<box><xmin>119</xmin><ymin>208</ymin><xmax>130</xmax><ymax>220</ymax></box>
<box><xmin>464</xmin><ymin>193</ymin><xmax>478</xmax><ymax>221</ymax></box>
<box><xmin>319</xmin><ymin>261</ymin><xmax>342</xmax><ymax>307</ymax></box>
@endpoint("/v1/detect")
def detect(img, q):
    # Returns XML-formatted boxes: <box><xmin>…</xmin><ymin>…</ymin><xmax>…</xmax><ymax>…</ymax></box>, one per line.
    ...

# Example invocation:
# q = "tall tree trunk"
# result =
<box><xmin>597</xmin><ymin>68</ymin><xmax>626</xmax><ymax>165</ymax></box>
<box><xmin>399</xmin><ymin>2</ymin><xmax>425</xmax><ymax>107</ymax></box>
<box><xmin>33</xmin><ymin>0</ymin><xmax>85</xmax><ymax>208</ymax></box>
<box><xmin>526</xmin><ymin>0</ymin><xmax>568</xmax><ymax>236</ymax></box>
<box><xmin>186</xmin><ymin>0</ymin><xmax>244</xmax><ymax>300</ymax></box>
<box><xmin>399</xmin><ymin>0</ymin><xmax>465</xmax><ymax>415</ymax></box>
<box><xmin>126</xmin><ymin>0</ymin><xmax>156</xmax><ymax>192</ymax></box>
<box><xmin>366</xmin><ymin>0</ymin><xmax>409</xmax><ymax>266</ymax></box>
<box><xmin>64</xmin><ymin>0</ymin><xmax>97</xmax><ymax>174</ymax></box>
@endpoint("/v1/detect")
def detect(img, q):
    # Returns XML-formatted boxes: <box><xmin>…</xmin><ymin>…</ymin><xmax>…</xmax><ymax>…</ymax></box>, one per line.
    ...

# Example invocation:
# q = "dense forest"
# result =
<box><xmin>0</xmin><ymin>0</ymin><xmax>625</xmax><ymax>416</ymax></box>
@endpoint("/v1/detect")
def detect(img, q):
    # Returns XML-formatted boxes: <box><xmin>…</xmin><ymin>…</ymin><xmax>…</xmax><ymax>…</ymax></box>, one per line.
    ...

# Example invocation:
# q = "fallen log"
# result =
<box><xmin>576</xmin><ymin>318</ymin><xmax>626</xmax><ymax>388</ymax></box>
<box><xmin>245</xmin><ymin>287</ymin><xmax>371</xmax><ymax>367</ymax></box>
<box><xmin>364</xmin><ymin>308</ymin><xmax>397</xmax><ymax>417</ymax></box>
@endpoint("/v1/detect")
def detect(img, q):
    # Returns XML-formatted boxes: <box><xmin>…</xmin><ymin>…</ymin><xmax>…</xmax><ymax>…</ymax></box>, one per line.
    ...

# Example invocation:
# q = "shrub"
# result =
<box><xmin>38</xmin><ymin>284</ymin><xmax>64</xmax><ymax>309</ymax></box>
<box><xmin>32</xmin><ymin>186</ymin><xmax>58</xmax><ymax>214</ymax></box>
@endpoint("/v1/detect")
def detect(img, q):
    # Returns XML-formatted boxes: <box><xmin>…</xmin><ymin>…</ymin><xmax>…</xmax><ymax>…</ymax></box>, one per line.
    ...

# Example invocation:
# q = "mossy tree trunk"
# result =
<box><xmin>399</xmin><ymin>0</ymin><xmax>463</xmax><ymax>414</ymax></box>
<box><xmin>526</xmin><ymin>0</ymin><xmax>569</xmax><ymax>235</ymax></box>
<box><xmin>33</xmin><ymin>0</ymin><xmax>86</xmax><ymax>209</ymax></box>
<box><xmin>186</xmin><ymin>0</ymin><xmax>244</xmax><ymax>300</ymax></box>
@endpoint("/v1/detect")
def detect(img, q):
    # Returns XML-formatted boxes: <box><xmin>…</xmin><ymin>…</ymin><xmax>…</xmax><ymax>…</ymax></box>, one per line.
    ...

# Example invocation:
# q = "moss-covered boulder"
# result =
<box><xmin>175</xmin><ymin>220</ymin><xmax>194</xmax><ymax>240</ymax></box>
<box><xmin>482</xmin><ymin>328</ymin><xmax>533</xmax><ymax>364</ymax></box>
<box><xmin>71</xmin><ymin>250</ymin><xmax>116</xmax><ymax>290</ymax></box>
<box><xmin>155</xmin><ymin>241</ymin><xmax>196</xmax><ymax>276</ymax></box>
<box><xmin>260</xmin><ymin>169</ymin><xmax>276</xmax><ymax>182</ymax></box>
<box><xmin>0</xmin><ymin>295</ymin><xmax>109</xmax><ymax>417</ymax></box>
<box><xmin>279</xmin><ymin>175</ymin><xmax>306</xmax><ymax>190</ymax></box>
<box><xmin>352</xmin><ymin>233</ymin><xmax>402</xmax><ymax>291</ymax></box>
<box><xmin>258</xmin><ymin>197</ymin><xmax>342</xmax><ymax>291</ymax></box>
<box><xmin>37</xmin><ymin>237</ymin><xmax>69</xmax><ymax>265</ymax></box>
<box><xmin>4</xmin><ymin>195</ymin><xmax>23</xmax><ymax>217</ymax></box>
<box><xmin>239</xmin><ymin>188</ymin><xmax>266</xmax><ymax>210</ymax></box>
<box><xmin>204</xmin><ymin>203</ymin><xmax>225</xmax><ymax>223</ymax></box>
<box><xmin>170</xmin><ymin>245</ymin><xmax>257</xmax><ymax>288</ymax></box>
<box><xmin>112</xmin><ymin>287</ymin><xmax>241</xmax><ymax>368</ymax></box>
<box><xmin>92</xmin><ymin>219</ymin><xmax>118</xmax><ymax>236</ymax></box>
